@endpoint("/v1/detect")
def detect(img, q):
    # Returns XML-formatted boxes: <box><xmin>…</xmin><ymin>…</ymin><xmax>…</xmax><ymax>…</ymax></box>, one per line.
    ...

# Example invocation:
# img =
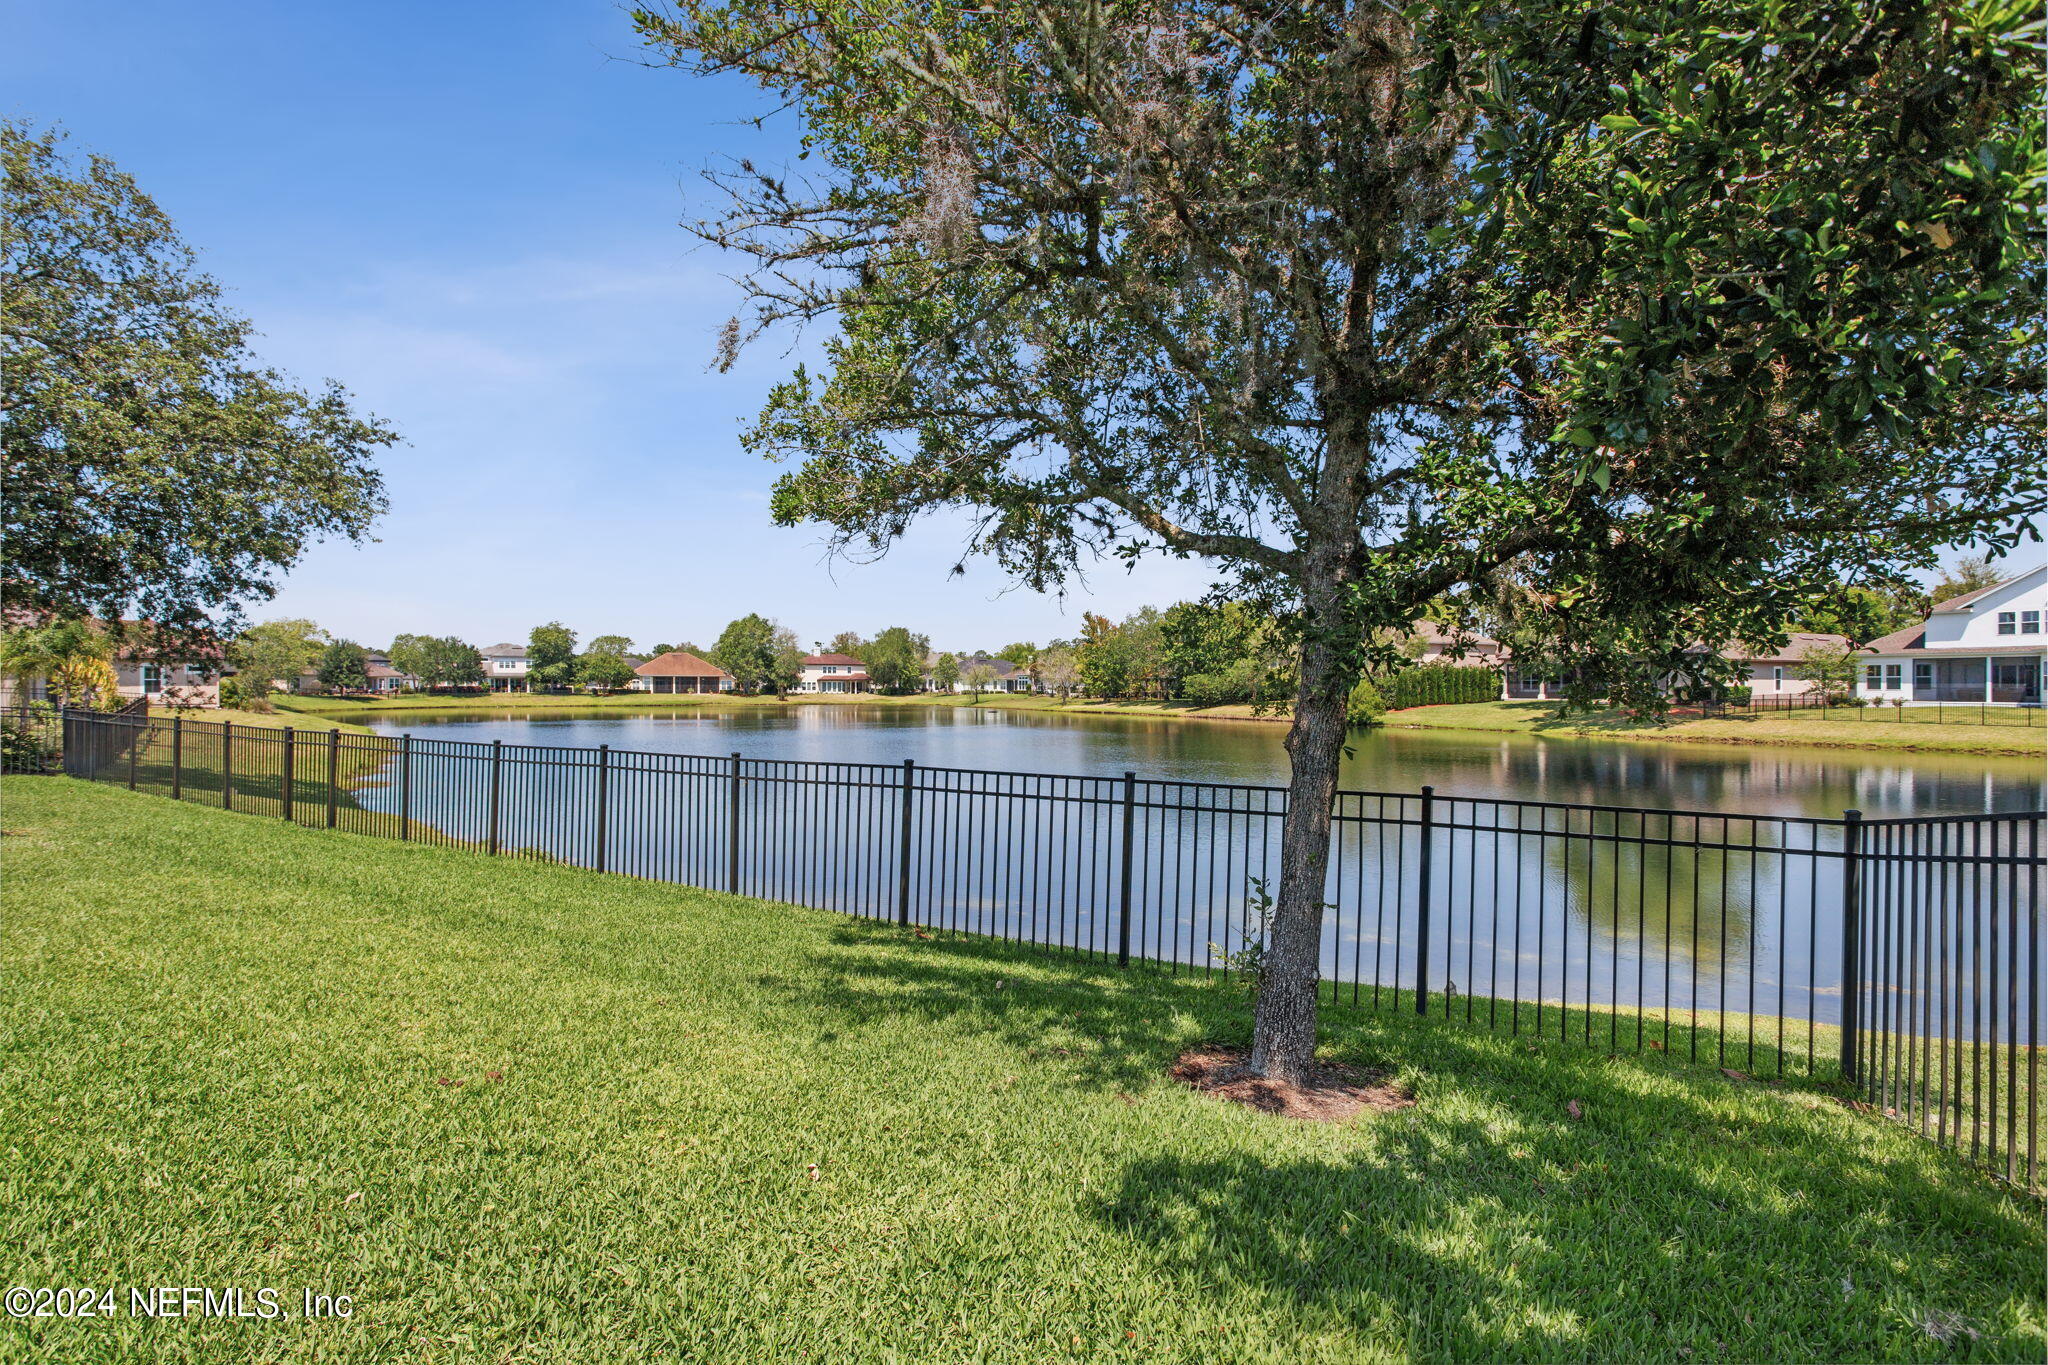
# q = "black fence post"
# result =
<box><xmin>326</xmin><ymin>729</ymin><xmax>340</xmax><ymax>828</ymax></box>
<box><xmin>1414</xmin><ymin>785</ymin><xmax>1437</xmax><ymax>1015</ymax></box>
<box><xmin>126</xmin><ymin>715</ymin><xmax>139</xmax><ymax>790</ymax></box>
<box><xmin>593</xmin><ymin>744</ymin><xmax>610</xmax><ymax>873</ymax></box>
<box><xmin>170</xmin><ymin>715</ymin><xmax>183</xmax><ymax>800</ymax></box>
<box><xmin>399</xmin><ymin>733</ymin><xmax>412</xmax><ymax>841</ymax></box>
<box><xmin>1839</xmin><ymin>808</ymin><xmax>1864</xmax><ymax>1081</ymax></box>
<box><xmin>727</xmin><ymin>752</ymin><xmax>742</xmax><ymax>894</ymax></box>
<box><xmin>487</xmin><ymin>739</ymin><xmax>502</xmax><ymax>856</ymax></box>
<box><xmin>896</xmin><ymin>759</ymin><xmax>915</xmax><ymax>925</ymax></box>
<box><xmin>1117</xmin><ymin>772</ymin><xmax>1137</xmax><ymax>968</ymax></box>
<box><xmin>281</xmin><ymin>727</ymin><xmax>295</xmax><ymax>822</ymax></box>
<box><xmin>222</xmin><ymin>721</ymin><xmax>234</xmax><ymax>811</ymax></box>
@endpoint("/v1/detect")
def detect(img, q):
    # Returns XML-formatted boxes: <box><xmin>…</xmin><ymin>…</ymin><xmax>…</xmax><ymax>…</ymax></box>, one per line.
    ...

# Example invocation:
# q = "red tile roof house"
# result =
<box><xmin>796</xmin><ymin>654</ymin><xmax>870</xmax><ymax>694</ymax></box>
<box><xmin>630</xmin><ymin>651</ymin><xmax>735</xmax><ymax>695</ymax></box>
<box><xmin>1855</xmin><ymin>566</ymin><xmax>2046</xmax><ymax>705</ymax></box>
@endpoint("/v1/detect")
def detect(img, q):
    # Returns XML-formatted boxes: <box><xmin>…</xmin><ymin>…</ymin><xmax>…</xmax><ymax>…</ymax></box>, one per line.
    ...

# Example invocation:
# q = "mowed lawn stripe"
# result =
<box><xmin>1</xmin><ymin>777</ymin><xmax>2040</xmax><ymax>1364</ymax></box>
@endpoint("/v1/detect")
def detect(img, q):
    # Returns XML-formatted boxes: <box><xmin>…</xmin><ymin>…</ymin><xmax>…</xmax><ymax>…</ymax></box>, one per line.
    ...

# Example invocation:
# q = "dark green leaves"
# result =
<box><xmin>2</xmin><ymin>123</ymin><xmax>394</xmax><ymax>640</ymax></box>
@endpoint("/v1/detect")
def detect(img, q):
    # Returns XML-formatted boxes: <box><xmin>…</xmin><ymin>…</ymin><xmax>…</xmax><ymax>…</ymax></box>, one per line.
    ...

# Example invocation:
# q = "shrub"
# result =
<box><xmin>1726</xmin><ymin>686</ymin><xmax>1753</xmax><ymax>706</ymax></box>
<box><xmin>1346</xmin><ymin>678</ymin><xmax>1387</xmax><ymax>726</ymax></box>
<box><xmin>218</xmin><ymin>674</ymin><xmax>275</xmax><ymax>712</ymax></box>
<box><xmin>1207</xmin><ymin>878</ymin><xmax>1275</xmax><ymax>1002</ymax></box>
<box><xmin>1179</xmin><ymin>657</ymin><xmax>1280</xmax><ymax>707</ymax></box>
<box><xmin>1377</xmin><ymin>664</ymin><xmax>1499</xmax><ymax>710</ymax></box>
<box><xmin>0</xmin><ymin>702</ymin><xmax>60</xmax><ymax>773</ymax></box>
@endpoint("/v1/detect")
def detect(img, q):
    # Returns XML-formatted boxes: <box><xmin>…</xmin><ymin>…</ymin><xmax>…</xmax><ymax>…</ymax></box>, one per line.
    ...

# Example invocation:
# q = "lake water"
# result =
<box><xmin>356</xmin><ymin>703</ymin><xmax>2043</xmax><ymax>818</ymax></box>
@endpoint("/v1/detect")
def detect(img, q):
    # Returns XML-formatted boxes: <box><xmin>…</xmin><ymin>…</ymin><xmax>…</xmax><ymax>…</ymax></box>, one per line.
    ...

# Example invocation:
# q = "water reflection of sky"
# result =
<box><xmin>359</xmin><ymin>704</ymin><xmax>2041</xmax><ymax>818</ymax></box>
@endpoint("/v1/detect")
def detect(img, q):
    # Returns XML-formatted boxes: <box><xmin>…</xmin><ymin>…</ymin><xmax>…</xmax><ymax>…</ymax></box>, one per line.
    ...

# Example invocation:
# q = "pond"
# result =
<box><xmin>355</xmin><ymin>702</ymin><xmax>2043</xmax><ymax>818</ymax></box>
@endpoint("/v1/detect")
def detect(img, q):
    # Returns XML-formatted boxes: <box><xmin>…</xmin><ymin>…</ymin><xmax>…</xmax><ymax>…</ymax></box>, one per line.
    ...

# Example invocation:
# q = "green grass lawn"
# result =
<box><xmin>151</xmin><ymin>703</ymin><xmax>368</xmax><ymax>732</ymax></box>
<box><xmin>1379</xmin><ymin>701</ymin><xmax>2045</xmax><ymax>757</ymax></box>
<box><xmin>4</xmin><ymin>778</ymin><xmax>2039</xmax><ymax>1364</ymax></box>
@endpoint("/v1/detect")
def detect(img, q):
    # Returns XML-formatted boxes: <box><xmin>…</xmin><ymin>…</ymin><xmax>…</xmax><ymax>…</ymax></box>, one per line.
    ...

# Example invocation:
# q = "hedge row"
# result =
<box><xmin>1377</xmin><ymin>663</ymin><xmax>1501</xmax><ymax>710</ymax></box>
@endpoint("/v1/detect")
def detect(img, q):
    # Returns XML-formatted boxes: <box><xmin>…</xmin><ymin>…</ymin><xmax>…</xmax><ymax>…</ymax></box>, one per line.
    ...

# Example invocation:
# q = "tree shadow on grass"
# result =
<box><xmin>1090</xmin><ymin>1023</ymin><xmax>2039</xmax><ymax>1361</ymax></box>
<box><xmin>801</xmin><ymin>921</ymin><xmax>2041</xmax><ymax>1360</ymax></box>
<box><xmin>804</xmin><ymin>918</ymin><xmax>1851</xmax><ymax>1105</ymax></box>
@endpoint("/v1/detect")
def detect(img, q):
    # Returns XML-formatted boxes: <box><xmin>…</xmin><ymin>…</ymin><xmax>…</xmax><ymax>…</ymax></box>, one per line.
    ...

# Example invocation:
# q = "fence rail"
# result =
<box><xmin>51</xmin><ymin>708</ymin><xmax>2046</xmax><ymax>1191</ymax></box>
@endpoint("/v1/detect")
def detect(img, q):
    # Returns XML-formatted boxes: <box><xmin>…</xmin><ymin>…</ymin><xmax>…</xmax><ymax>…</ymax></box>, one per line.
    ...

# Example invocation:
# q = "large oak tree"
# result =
<box><xmin>638</xmin><ymin>0</ymin><xmax>2044</xmax><ymax>1081</ymax></box>
<box><xmin>2</xmin><ymin>123</ymin><xmax>394</xmax><ymax>641</ymax></box>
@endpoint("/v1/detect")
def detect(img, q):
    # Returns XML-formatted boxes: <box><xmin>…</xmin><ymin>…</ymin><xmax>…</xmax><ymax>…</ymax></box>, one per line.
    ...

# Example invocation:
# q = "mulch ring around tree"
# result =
<box><xmin>1171</xmin><ymin>1046</ymin><xmax>1414</xmax><ymax>1122</ymax></box>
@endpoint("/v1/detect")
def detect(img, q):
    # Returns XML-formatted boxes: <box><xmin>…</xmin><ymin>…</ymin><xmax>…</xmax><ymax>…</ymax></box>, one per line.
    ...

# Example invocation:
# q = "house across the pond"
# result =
<box><xmin>630</xmin><ymin>651</ymin><xmax>735</xmax><ymax>694</ymax></box>
<box><xmin>1502</xmin><ymin>634</ymin><xmax>1851</xmax><ymax>701</ymax></box>
<box><xmin>477</xmin><ymin>643</ymin><xmax>530</xmax><ymax>692</ymax></box>
<box><xmin>1856</xmin><ymin>566</ymin><xmax>2045</xmax><ymax>706</ymax></box>
<box><xmin>797</xmin><ymin>654</ymin><xmax>869</xmax><ymax>694</ymax></box>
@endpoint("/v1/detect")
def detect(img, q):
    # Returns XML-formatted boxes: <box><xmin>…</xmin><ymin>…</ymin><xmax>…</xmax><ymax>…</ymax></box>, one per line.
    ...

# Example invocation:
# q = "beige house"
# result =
<box><xmin>1503</xmin><ymin>634</ymin><xmax>1850</xmax><ymax>701</ymax></box>
<box><xmin>631</xmin><ymin>651</ymin><xmax>735</xmax><ymax>694</ymax></box>
<box><xmin>2</xmin><ymin>622</ymin><xmax>224</xmax><ymax>709</ymax></box>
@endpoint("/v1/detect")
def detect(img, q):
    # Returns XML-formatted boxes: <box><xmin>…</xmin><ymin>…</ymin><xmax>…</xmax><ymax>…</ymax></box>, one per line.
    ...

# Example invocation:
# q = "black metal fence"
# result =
<box><xmin>1679</xmin><ymin>693</ymin><xmax>2044</xmax><ymax>727</ymax></box>
<box><xmin>53</xmin><ymin>709</ymin><xmax>2045</xmax><ymax>1190</ymax></box>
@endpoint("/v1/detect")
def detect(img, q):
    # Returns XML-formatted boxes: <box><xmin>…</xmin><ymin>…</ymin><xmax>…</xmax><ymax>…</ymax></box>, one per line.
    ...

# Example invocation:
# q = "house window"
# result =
<box><xmin>2024</xmin><ymin>611</ymin><xmax>2042</xmax><ymax>634</ymax></box>
<box><xmin>1914</xmin><ymin>662</ymin><xmax>1933</xmax><ymax>690</ymax></box>
<box><xmin>1772</xmin><ymin>667</ymin><xmax>1783</xmax><ymax>687</ymax></box>
<box><xmin>823</xmin><ymin>665</ymin><xmax>838</xmax><ymax>673</ymax></box>
<box><xmin>140</xmin><ymin>664</ymin><xmax>163</xmax><ymax>695</ymax></box>
<box><xmin>1998</xmin><ymin>612</ymin><xmax>2016</xmax><ymax>635</ymax></box>
<box><xmin>1884</xmin><ymin>663</ymin><xmax>1903</xmax><ymax>690</ymax></box>
<box><xmin>1864</xmin><ymin>664</ymin><xmax>1883</xmax><ymax>691</ymax></box>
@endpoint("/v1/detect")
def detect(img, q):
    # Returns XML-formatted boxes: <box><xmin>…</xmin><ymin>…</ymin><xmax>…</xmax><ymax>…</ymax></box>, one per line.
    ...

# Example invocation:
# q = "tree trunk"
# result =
<box><xmin>1247</xmin><ymin>617</ymin><xmax>1357</xmax><ymax>1084</ymax></box>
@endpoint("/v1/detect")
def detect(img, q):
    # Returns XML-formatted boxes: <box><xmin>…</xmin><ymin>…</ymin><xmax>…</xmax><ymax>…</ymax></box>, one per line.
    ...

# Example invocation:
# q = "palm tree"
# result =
<box><xmin>0</xmin><ymin>620</ymin><xmax>121</xmax><ymax>709</ymax></box>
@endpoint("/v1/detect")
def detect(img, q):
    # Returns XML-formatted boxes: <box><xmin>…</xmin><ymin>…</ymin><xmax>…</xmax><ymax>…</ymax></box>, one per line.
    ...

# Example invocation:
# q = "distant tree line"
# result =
<box><xmin>207</xmin><ymin>550</ymin><xmax>2010</xmax><ymax>706</ymax></box>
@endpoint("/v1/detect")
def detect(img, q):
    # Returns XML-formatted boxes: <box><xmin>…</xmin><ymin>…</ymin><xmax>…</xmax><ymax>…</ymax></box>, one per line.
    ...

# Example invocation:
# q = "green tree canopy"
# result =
<box><xmin>1792</xmin><ymin>641</ymin><xmax>1860</xmax><ymax>700</ymax></box>
<box><xmin>232</xmin><ymin>618</ymin><xmax>328</xmax><ymax>691</ymax></box>
<box><xmin>388</xmin><ymin>634</ymin><xmax>484</xmax><ymax>689</ymax></box>
<box><xmin>995</xmin><ymin>641</ymin><xmax>1044</xmax><ymax>688</ymax></box>
<box><xmin>0</xmin><ymin>619</ymin><xmax>120</xmax><ymax>709</ymax></box>
<box><xmin>710</xmin><ymin>614</ymin><xmax>779</xmax><ymax>693</ymax></box>
<box><xmin>2</xmin><ymin>123</ymin><xmax>394</xmax><ymax>640</ymax></box>
<box><xmin>1791</xmin><ymin>585</ymin><xmax>1925</xmax><ymax>647</ymax></box>
<box><xmin>928</xmin><ymin>651</ymin><xmax>960</xmax><ymax>692</ymax></box>
<box><xmin>316</xmin><ymin>640</ymin><xmax>369</xmax><ymax>693</ymax></box>
<box><xmin>1929</xmin><ymin>554</ymin><xmax>2007</xmax><ymax>606</ymax></box>
<box><xmin>1037</xmin><ymin>644</ymin><xmax>1078</xmax><ymax>698</ymax></box>
<box><xmin>526</xmin><ymin>622</ymin><xmax>578</xmax><ymax>690</ymax></box>
<box><xmin>824</xmin><ymin>629</ymin><xmax>867</xmax><ymax>658</ymax></box>
<box><xmin>768</xmin><ymin>624</ymin><xmax>806</xmax><ymax>696</ymax></box>
<box><xmin>864</xmin><ymin>625</ymin><xmax>929</xmax><ymax>692</ymax></box>
<box><xmin>644</xmin><ymin>0</ymin><xmax>2045</xmax><ymax>1082</ymax></box>
<box><xmin>577</xmin><ymin>635</ymin><xmax>639</xmax><ymax>692</ymax></box>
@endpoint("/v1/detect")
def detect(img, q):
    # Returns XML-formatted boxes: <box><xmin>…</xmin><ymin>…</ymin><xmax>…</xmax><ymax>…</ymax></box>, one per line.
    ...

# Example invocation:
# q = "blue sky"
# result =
<box><xmin>3</xmin><ymin>0</ymin><xmax>1215</xmax><ymax>653</ymax></box>
<box><xmin>6</xmin><ymin>3</ymin><xmax>2033</xmax><ymax>653</ymax></box>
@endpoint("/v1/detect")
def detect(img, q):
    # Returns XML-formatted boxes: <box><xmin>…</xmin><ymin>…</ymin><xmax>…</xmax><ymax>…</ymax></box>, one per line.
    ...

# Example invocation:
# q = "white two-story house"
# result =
<box><xmin>479</xmin><ymin>643</ymin><xmax>531</xmax><ymax>693</ymax></box>
<box><xmin>796</xmin><ymin>653</ymin><xmax>870</xmax><ymax>693</ymax></box>
<box><xmin>1858</xmin><ymin>566</ymin><xmax>2045</xmax><ymax>705</ymax></box>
